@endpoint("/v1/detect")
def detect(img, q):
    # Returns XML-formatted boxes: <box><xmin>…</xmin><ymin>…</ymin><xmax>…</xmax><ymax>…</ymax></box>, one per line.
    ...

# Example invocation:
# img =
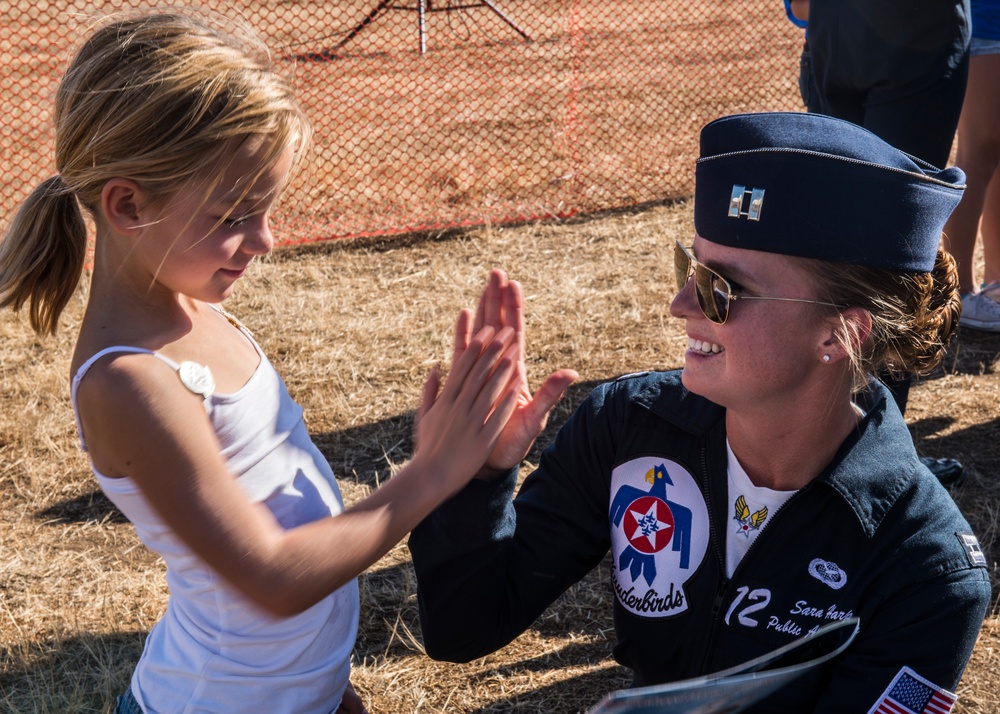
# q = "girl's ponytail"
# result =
<box><xmin>0</xmin><ymin>176</ymin><xmax>88</xmax><ymax>335</ymax></box>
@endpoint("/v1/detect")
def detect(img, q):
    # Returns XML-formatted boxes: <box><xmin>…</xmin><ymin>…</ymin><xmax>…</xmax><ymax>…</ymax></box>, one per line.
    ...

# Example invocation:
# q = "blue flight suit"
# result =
<box><xmin>410</xmin><ymin>371</ymin><xmax>990</xmax><ymax>712</ymax></box>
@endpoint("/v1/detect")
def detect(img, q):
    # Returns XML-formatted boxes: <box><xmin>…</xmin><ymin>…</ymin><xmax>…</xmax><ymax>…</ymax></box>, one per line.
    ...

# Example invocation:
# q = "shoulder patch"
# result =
<box><xmin>609</xmin><ymin>457</ymin><xmax>709</xmax><ymax>618</ymax></box>
<box><xmin>867</xmin><ymin>665</ymin><xmax>955</xmax><ymax>714</ymax></box>
<box><xmin>956</xmin><ymin>532</ymin><xmax>987</xmax><ymax>568</ymax></box>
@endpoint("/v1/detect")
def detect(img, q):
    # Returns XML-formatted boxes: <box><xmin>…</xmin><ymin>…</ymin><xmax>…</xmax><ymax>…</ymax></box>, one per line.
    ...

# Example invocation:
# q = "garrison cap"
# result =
<box><xmin>693</xmin><ymin>112</ymin><xmax>965</xmax><ymax>272</ymax></box>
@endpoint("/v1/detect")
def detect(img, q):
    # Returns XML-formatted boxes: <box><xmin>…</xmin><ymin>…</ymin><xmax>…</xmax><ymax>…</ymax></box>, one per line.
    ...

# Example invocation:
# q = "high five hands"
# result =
<box><xmin>455</xmin><ymin>269</ymin><xmax>579</xmax><ymax>477</ymax></box>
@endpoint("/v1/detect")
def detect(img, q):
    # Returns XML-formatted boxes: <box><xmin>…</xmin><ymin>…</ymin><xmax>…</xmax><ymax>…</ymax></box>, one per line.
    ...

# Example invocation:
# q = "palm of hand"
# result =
<box><xmin>484</xmin><ymin>383</ymin><xmax>538</xmax><ymax>472</ymax></box>
<box><xmin>481</xmin><ymin>363</ymin><xmax>576</xmax><ymax>475</ymax></box>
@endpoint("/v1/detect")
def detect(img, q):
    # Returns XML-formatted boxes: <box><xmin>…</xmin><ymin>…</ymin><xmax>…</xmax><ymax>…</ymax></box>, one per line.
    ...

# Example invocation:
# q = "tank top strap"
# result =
<box><xmin>70</xmin><ymin>347</ymin><xmax>181</xmax><ymax>452</ymax></box>
<box><xmin>213</xmin><ymin>304</ymin><xmax>266</xmax><ymax>358</ymax></box>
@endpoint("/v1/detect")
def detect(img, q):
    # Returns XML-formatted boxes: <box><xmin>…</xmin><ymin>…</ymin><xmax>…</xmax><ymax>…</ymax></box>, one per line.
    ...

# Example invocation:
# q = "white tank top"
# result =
<box><xmin>71</xmin><ymin>325</ymin><xmax>359</xmax><ymax>714</ymax></box>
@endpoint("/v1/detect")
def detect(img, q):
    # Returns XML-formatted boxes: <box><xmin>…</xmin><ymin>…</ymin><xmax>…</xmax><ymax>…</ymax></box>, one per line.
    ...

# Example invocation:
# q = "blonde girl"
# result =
<box><xmin>0</xmin><ymin>12</ymin><xmax>573</xmax><ymax>713</ymax></box>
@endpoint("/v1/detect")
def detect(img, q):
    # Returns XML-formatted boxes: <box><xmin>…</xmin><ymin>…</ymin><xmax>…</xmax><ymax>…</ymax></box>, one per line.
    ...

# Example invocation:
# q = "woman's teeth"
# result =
<box><xmin>689</xmin><ymin>338</ymin><xmax>722</xmax><ymax>354</ymax></box>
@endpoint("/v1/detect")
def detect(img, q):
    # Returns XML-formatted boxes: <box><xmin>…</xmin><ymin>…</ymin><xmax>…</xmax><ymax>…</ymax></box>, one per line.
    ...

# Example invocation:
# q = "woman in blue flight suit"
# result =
<box><xmin>410</xmin><ymin>111</ymin><xmax>991</xmax><ymax>712</ymax></box>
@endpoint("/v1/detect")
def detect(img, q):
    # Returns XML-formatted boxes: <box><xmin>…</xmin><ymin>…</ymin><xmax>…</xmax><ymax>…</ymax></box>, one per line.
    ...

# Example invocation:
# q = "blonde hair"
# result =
<box><xmin>0</xmin><ymin>12</ymin><xmax>310</xmax><ymax>335</ymax></box>
<box><xmin>804</xmin><ymin>248</ymin><xmax>962</xmax><ymax>392</ymax></box>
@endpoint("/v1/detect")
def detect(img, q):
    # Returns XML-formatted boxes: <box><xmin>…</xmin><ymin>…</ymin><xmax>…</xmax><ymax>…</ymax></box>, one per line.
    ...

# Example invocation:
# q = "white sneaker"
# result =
<box><xmin>980</xmin><ymin>279</ymin><xmax>1000</xmax><ymax>301</ymax></box>
<box><xmin>960</xmin><ymin>291</ymin><xmax>1000</xmax><ymax>332</ymax></box>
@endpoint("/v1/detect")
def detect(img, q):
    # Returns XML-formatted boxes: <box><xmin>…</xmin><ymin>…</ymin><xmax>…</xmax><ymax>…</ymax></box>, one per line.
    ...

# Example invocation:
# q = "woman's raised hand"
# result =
<box><xmin>411</xmin><ymin>320</ymin><xmax>521</xmax><ymax>491</ymax></box>
<box><xmin>453</xmin><ymin>269</ymin><xmax>578</xmax><ymax>477</ymax></box>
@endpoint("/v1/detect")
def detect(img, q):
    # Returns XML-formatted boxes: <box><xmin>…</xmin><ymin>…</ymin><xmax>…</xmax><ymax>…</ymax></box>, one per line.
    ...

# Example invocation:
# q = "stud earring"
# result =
<box><xmin>823</xmin><ymin>354</ymin><xmax>831</xmax><ymax>363</ymax></box>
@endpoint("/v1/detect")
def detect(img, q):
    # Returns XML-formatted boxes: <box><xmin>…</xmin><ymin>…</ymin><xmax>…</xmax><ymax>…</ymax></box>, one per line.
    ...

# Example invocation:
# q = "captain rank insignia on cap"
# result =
<box><xmin>728</xmin><ymin>185</ymin><xmax>765</xmax><ymax>221</ymax></box>
<box><xmin>694</xmin><ymin>112</ymin><xmax>966</xmax><ymax>272</ymax></box>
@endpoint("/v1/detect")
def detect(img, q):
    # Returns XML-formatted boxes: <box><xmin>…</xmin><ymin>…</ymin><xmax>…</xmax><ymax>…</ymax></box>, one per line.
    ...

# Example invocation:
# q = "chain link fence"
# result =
<box><xmin>1</xmin><ymin>1</ymin><xmax>804</xmax><ymax>246</ymax></box>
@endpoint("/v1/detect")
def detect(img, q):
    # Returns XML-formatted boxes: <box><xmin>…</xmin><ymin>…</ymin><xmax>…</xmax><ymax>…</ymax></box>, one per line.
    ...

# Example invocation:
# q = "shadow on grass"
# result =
<box><xmin>0</xmin><ymin>631</ymin><xmax>144</xmax><ymax>713</ymax></box>
<box><xmin>312</xmin><ymin>377</ymin><xmax>606</xmax><ymax>491</ymax></box>
<box><xmin>911</xmin><ymin>414</ymin><xmax>1000</xmax><ymax>480</ymax></box>
<box><xmin>35</xmin><ymin>487</ymin><xmax>128</xmax><ymax>525</ymax></box>
<box><xmin>272</xmin><ymin>199</ymin><xmax>682</xmax><ymax>265</ymax></box>
<box><xmin>466</xmin><ymin>662</ymin><xmax>632</xmax><ymax>714</ymax></box>
<box><xmin>938</xmin><ymin>328</ymin><xmax>1000</xmax><ymax>377</ymax></box>
<box><xmin>911</xmin><ymin>414</ymin><xmax>1000</xmax><ymax>597</ymax></box>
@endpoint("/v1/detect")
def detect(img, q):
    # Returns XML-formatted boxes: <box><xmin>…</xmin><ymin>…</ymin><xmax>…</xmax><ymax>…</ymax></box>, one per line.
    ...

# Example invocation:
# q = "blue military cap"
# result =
<box><xmin>693</xmin><ymin>112</ymin><xmax>965</xmax><ymax>273</ymax></box>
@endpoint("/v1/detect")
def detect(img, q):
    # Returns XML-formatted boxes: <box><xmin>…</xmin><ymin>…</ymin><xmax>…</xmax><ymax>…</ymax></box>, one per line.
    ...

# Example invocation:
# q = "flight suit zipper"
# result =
<box><xmin>697</xmin><ymin>440</ymin><xmax>814</xmax><ymax>674</ymax></box>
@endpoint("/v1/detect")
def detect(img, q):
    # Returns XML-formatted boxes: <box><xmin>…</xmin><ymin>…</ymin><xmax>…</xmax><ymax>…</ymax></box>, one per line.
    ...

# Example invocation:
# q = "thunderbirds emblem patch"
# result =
<box><xmin>609</xmin><ymin>457</ymin><xmax>709</xmax><ymax>618</ymax></box>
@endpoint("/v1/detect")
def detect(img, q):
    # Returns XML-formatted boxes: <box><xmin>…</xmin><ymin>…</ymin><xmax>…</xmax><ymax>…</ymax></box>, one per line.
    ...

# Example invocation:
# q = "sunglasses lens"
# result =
<box><xmin>694</xmin><ymin>267</ymin><xmax>726</xmax><ymax>323</ymax></box>
<box><xmin>674</xmin><ymin>242</ymin><xmax>729</xmax><ymax>323</ymax></box>
<box><xmin>673</xmin><ymin>242</ymin><xmax>690</xmax><ymax>292</ymax></box>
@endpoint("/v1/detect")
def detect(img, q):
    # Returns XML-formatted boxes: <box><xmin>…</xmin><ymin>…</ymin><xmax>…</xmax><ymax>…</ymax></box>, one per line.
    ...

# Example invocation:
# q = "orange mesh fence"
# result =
<box><xmin>2</xmin><ymin>1</ymin><xmax>804</xmax><ymax>246</ymax></box>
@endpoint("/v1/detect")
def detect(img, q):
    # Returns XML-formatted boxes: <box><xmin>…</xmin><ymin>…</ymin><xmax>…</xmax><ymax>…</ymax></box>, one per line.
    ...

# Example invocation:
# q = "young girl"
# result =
<box><xmin>0</xmin><ymin>12</ymin><xmax>571</xmax><ymax>713</ymax></box>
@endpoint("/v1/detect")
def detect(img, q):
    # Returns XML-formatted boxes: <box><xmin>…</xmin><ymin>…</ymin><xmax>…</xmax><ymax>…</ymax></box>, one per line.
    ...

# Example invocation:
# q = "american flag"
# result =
<box><xmin>870</xmin><ymin>667</ymin><xmax>956</xmax><ymax>714</ymax></box>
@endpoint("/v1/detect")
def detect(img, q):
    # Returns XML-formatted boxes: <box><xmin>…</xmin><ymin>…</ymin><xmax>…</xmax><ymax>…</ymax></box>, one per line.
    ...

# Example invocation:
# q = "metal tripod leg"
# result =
<box><xmin>419</xmin><ymin>0</ymin><xmax>428</xmax><ymax>53</ymax></box>
<box><xmin>477</xmin><ymin>0</ymin><xmax>531</xmax><ymax>41</ymax></box>
<box><xmin>293</xmin><ymin>0</ymin><xmax>530</xmax><ymax>59</ymax></box>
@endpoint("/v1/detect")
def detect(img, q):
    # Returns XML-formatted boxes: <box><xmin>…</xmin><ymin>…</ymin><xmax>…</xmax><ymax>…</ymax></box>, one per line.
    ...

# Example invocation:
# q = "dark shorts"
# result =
<box><xmin>806</xmin><ymin>0</ymin><xmax>971</xmax><ymax>167</ymax></box>
<box><xmin>114</xmin><ymin>686</ymin><xmax>143</xmax><ymax>714</ymax></box>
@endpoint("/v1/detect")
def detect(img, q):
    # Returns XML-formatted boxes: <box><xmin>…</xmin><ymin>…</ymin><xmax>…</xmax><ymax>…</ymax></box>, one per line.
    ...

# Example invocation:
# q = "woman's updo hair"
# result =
<box><xmin>804</xmin><ymin>248</ymin><xmax>962</xmax><ymax>392</ymax></box>
<box><xmin>0</xmin><ymin>11</ymin><xmax>310</xmax><ymax>334</ymax></box>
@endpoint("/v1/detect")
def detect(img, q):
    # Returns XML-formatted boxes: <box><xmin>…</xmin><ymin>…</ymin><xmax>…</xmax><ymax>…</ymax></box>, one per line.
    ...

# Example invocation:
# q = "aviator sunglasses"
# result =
<box><xmin>673</xmin><ymin>240</ymin><xmax>841</xmax><ymax>324</ymax></box>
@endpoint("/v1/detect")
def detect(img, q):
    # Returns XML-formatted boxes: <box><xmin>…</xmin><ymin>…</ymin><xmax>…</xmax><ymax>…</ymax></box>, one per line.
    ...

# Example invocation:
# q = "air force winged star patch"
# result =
<box><xmin>734</xmin><ymin>494</ymin><xmax>767</xmax><ymax>537</ymax></box>
<box><xmin>609</xmin><ymin>457</ymin><xmax>709</xmax><ymax>618</ymax></box>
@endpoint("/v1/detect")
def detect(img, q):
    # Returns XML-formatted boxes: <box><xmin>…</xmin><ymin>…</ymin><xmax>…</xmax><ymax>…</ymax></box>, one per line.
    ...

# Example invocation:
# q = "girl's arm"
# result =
<box><xmin>76</xmin><ymin>322</ymin><xmax>520</xmax><ymax>616</ymax></box>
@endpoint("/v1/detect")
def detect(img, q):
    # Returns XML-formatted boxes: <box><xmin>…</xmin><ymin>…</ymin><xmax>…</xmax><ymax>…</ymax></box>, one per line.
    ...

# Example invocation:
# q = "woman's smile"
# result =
<box><xmin>687</xmin><ymin>336</ymin><xmax>723</xmax><ymax>355</ymax></box>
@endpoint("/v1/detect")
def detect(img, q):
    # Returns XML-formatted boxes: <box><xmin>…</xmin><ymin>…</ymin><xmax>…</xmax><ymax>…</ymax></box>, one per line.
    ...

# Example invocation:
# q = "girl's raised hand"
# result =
<box><xmin>453</xmin><ymin>269</ymin><xmax>578</xmax><ymax>477</ymax></box>
<box><xmin>412</xmin><ymin>321</ymin><xmax>522</xmax><ymax>492</ymax></box>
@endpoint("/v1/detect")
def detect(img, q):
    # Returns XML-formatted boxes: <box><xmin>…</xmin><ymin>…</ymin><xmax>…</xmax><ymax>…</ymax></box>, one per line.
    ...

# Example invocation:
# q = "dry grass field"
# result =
<box><xmin>1</xmin><ymin>201</ymin><xmax>998</xmax><ymax>712</ymax></box>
